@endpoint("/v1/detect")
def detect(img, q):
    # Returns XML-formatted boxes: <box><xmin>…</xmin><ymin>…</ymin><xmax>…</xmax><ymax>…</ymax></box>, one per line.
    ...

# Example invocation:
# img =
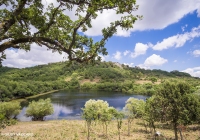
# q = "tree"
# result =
<box><xmin>137</xmin><ymin>72</ymin><xmax>143</xmax><ymax>79</ymax></box>
<box><xmin>0</xmin><ymin>0</ymin><xmax>141</xmax><ymax>66</ymax></box>
<box><xmin>0</xmin><ymin>101</ymin><xmax>21</xmax><ymax>120</ymax></box>
<box><xmin>82</xmin><ymin>99</ymin><xmax>113</xmax><ymax>140</ymax></box>
<box><xmin>149</xmin><ymin>81</ymin><xmax>200</xmax><ymax>140</ymax></box>
<box><xmin>0</xmin><ymin>101</ymin><xmax>21</xmax><ymax>130</ymax></box>
<box><xmin>0</xmin><ymin>113</ymin><xmax>7</xmax><ymax>129</ymax></box>
<box><xmin>149</xmin><ymin>77</ymin><xmax>157</xmax><ymax>84</ymax></box>
<box><xmin>25</xmin><ymin>98</ymin><xmax>54</xmax><ymax>121</ymax></box>
<box><xmin>124</xmin><ymin>97</ymin><xmax>145</xmax><ymax>136</ymax></box>
<box><xmin>144</xmin><ymin>96</ymin><xmax>161</xmax><ymax>134</ymax></box>
<box><xmin>99</xmin><ymin>106</ymin><xmax>115</xmax><ymax>137</ymax></box>
<box><xmin>112</xmin><ymin>109</ymin><xmax>124</xmax><ymax>140</ymax></box>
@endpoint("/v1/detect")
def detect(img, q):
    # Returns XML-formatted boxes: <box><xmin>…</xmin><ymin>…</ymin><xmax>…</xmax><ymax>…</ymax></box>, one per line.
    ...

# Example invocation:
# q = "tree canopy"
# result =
<box><xmin>0</xmin><ymin>0</ymin><xmax>141</xmax><ymax>65</ymax></box>
<box><xmin>25</xmin><ymin>98</ymin><xmax>54</xmax><ymax>121</ymax></box>
<box><xmin>147</xmin><ymin>81</ymin><xmax>200</xmax><ymax>140</ymax></box>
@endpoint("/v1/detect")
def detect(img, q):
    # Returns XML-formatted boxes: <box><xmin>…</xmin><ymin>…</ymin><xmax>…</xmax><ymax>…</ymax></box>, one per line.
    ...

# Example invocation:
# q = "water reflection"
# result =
<box><xmin>17</xmin><ymin>90</ymin><xmax>149</xmax><ymax>121</ymax></box>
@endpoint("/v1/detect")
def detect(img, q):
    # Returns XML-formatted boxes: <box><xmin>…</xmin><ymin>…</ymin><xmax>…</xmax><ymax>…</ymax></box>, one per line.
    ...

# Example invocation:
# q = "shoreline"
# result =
<box><xmin>12</xmin><ymin>90</ymin><xmax>59</xmax><ymax>102</ymax></box>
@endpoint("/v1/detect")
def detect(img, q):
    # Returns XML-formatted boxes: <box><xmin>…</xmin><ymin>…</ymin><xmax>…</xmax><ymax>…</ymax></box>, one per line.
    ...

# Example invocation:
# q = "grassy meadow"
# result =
<box><xmin>1</xmin><ymin>119</ymin><xmax>200</xmax><ymax>140</ymax></box>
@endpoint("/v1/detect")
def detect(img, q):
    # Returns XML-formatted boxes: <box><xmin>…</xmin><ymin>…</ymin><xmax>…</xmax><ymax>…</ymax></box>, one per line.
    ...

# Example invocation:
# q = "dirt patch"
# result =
<box><xmin>65</xmin><ymin>77</ymin><xmax>71</xmax><ymax>82</ymax></box>
<box><xmin>80</xmin><ymin>78</ymin><xmax>100</xmax><ymax>85</ymax></box>
<box><xmin>135</xmin><ymin>80</ymin><xmax>161</xmax><ymax>84</ymax></box>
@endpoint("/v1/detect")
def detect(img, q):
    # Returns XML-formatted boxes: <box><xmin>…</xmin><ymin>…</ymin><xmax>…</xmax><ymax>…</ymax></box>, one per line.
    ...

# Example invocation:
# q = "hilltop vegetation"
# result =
<box><xmin>0</xmin><ymin>61</ymin><xmax>199</xmax><ymax>101</ymax></box>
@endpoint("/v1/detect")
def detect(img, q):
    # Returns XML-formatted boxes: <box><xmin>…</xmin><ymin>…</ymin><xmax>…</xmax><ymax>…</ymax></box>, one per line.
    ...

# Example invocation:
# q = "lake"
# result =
<box><xmin>17</xmin><ymin>90</ymin><xmax>149</xmax><ymax>121</ymax></box>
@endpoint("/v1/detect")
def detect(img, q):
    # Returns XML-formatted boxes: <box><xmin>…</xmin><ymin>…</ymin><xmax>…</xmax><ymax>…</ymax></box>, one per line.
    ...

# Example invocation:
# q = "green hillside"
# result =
<box><xmin>0</xmin><ymin>61</ymin><xmax>199</xmax><ymax>101</ymax></box>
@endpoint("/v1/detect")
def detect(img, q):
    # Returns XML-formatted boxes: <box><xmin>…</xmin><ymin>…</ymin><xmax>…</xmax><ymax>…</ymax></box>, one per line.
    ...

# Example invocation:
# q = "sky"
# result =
<box><xmin>2</xmin><ymin>0</ymin><xmax>200</xmax><ymax>77</ymax></box>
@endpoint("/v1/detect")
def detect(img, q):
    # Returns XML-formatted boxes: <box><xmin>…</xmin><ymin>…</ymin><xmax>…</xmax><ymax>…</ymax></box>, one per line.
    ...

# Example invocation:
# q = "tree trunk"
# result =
<box><xmin>106</xmin><ymin>123</ymin><xmax>108</xmax><ymax>137</ymax></box>
<box><xmin>128</xmin><ymin>119</ymin><xmax>131</xmax><ymax>136</ymax></box>
<box><xmin>174</xmin><ymin>123</ymin><xmax>178</xmax><ymax>140</ymax></box>
<box><xmin>143</xmin><ymin>120</ymin><xmax>148</xmax><ymax>133</ymax></box>
<box><xmin>118</xmin><ymin>127</ymin><xmax>121</xmax><ymax>140</ymax></box>
<box><xmin>179</xmin><ymin>129</ymin><xmax>183</xmax><ymax>140</ymax></box>
<box><xmin>87</xmin><ymin>121</ymin><xmax>91</xmax><ymax>140</ymax></box>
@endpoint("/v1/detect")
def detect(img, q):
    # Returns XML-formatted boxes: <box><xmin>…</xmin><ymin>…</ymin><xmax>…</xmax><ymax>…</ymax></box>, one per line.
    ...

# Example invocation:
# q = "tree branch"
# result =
<box><xmin>34</xmin><ymin>3</ymin><xmax>63</xmax><ymax>36</ymax></box>
<box><xmin>0</xmin><ymin>37</ymin><xmax>70</xmax><ymax>54</ymax></box>
<box><xmin>68</xmin><ymin>12</ymin><xmax>92</xmax><ymax>60</ymax></box>
<box><xmin>0</xmin><ymin>0</ymin><xmax>27</xmax><ymax>36</ymax></box>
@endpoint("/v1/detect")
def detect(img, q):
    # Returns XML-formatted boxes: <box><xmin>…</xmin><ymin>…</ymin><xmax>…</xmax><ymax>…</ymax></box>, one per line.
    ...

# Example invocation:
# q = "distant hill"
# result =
<box><xmin>0</xmin><ymin>61</ymin><xmax>199</xmax><ymax>101</ymax></box>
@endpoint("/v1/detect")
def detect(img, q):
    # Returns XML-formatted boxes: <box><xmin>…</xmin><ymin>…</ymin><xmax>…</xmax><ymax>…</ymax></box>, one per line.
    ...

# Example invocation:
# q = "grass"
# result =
<box><xmin>1</xmin><ymin>119</ymin><xmax>200</xmax><ymax>140</ymax></box>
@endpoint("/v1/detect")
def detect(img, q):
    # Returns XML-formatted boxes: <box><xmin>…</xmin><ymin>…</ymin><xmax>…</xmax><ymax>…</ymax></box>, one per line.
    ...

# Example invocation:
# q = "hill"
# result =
<box><xmin>0</xmin><ymin>61</ymin><xmax>199</xmax><ymax>101</ymax></box>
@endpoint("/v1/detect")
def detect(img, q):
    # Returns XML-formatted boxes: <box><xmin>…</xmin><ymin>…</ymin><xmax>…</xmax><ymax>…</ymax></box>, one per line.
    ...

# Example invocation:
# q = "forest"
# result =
<box><xmin>0</xmin><ymin>61</ymin><xmax>199</xmax><ymax>101</ymax></box>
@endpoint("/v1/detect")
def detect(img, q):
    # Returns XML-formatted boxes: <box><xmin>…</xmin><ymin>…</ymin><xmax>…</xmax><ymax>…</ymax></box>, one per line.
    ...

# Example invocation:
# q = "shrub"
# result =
<box><xmin>0</xmin><ymin>101</ymin><xmax>21</xmax><ymax>120</ymax></box>
<box><xmin>0</xmin><ymin>102</ymin><xmax>21</xmax><ymax>129</ymax></box>
<box><xmin>26</xmin><ymin>98</ymin><xmax>54</xmax><ymax>121</ymax></box>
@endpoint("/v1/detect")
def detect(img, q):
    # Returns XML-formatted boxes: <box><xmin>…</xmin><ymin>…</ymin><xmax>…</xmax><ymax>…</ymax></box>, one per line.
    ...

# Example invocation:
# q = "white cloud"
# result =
<box><xmin>182</xmin><ymin>67</ymin><xmax>200</xmax><ymax>77</ymax></box>
<box><xmin>152</xmin><ymin>25</ymin><xmax>200</xmax><ymax>50</ymax></box>
<box><xmin>113</xmin><ymin>51</ymin><xmax>122</xmax><ymax>60</ymax></box>
<box><xmin>46</xmin><ymin>104</ymin><xmax>73</xmax><ymax>120</ymax></box>
<box><xmin>84</xmin><ymin>10</ymin><xmax>126</xmax><ymax>36</ymax></box>
<box><xmin>137</xmin><ymin>65</ymin><xmax>149</xmax><ymax>69</ymax></box>
<box><xmin>174</xmin><ymin>60</ymin><xmax>178</xmax><ymax>62</ymax></box>
<box><xmin>137</xmin><ymin>54</ymin><xmax>168</xmax><ymax>69</ymax></box>
<box><xmin>133</xmin><ymin>0</ymin><xmax>200</xmax><ymax>31</ymax></box>
<box><xmin>193</xmin><ymin>49</ymin><xmax>200</xmax><ymax>57</ymax></box>
<box><xmin>144</xmin><ymin>54</ymin><xmax>168</xmax><ymax>67</ymax></box>
<box><xmin>81</xmin><ymin>0</ymin><xmax>200</xmax><ymax>36</ymax></box>
<box><xmin>181</xmin><ymin>24</ymin><xmax>188</xmax><ymax>32</ymax></box>
<box><xmin>181</xmin><ymin>26</ymin><xmax>185</xmax><ymax>32</ymax></box>
<box><xmin>123</xmin><ymin>50</ymin><xmax>130</xmax><ymax>56</ymax></box>
<box><xmin>131</xmin><ymin>43</ymin><xmax>149</xmax><ymax>58</ymax></box>
<box><xmin>2</xmin><ymin>0</ymin><xmax>200</xmax><ymax>37</ymax></box>
<box><xmin>124</xmin><ymin>63</ymin><xmax>134</xmax><ymax>67</ymax></box>
<box><xmin>2</xmin><ymin>44</ymin><xmax>68</xmax><ymax>68</ymax></box>
<box><xmin>198</xmin><ymin>7</ymin><xmax>200</xmax><ymax>17</ymax></box>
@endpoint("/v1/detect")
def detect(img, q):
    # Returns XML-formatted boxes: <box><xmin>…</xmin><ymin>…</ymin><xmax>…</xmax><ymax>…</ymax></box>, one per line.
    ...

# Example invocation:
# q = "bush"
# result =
<box><xmin>0</xmin><ymin>102</ymin><xmax>20</xmax><ymax>129</ymax></box>
<box><xmin>26</xmin><ymin>98</ymin><xmax>54</xmax><ymax>121</ymax></box>
<box><xmin>0</xmin><ymin>102</ymin><xmax>21</xmax><ymax>120</ymax></box>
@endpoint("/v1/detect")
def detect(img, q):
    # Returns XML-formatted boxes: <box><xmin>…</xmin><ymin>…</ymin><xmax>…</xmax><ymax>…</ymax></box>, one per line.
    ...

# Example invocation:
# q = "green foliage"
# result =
<box><xmin>137</xmin><ymin>72</ymin><xmax>143</xmax><ymax>79</ymax></box>
<box><xmin>0</xmin><ymin>0</ymin><xmax>140</xmax><ymax>66</ymax></box>
<box><xmin>82</xmin><ymin>99</ymin><xmax>116</xmax><ymax>139</ymax></box>
<box><xmin>170</xmin><ymin>70</ymin><xmax>191</xmax><ymax>77</ymax></box>
<box><xmin>124</xmin><ymin>97</ymin><xmax>145</xmax><ymax>136</ymax></box>
<box><xmin>144</xmin><ymin>96</ymin><xmax>160</xmax><ymax>133</ymax></box>
<box><xmin>82</xmin><ymin>99</ymin><xmax>110</xmax><ymax>122</ymax></box>
<box><xmin>147</xmin><ymin>81</ymin><xmax>200</xmax><ymax>140</ymax></box>
<box><xmin>0</xmin><ymin>113</ymin><xmax>6</xmax><ymax>129</ymax></box>
<box><xmin>0</xmin><ymin>102</ymin><xmax>21</xmax><ymax>120</ymax></box>
<box><xmin>149</xmin><ymin>77</ymin><xmax>157</xmax><ymax>83</ymax></box>
<box><xmin>26</xmin><ymin>98</ymin><xmax>54</xmax><ymax>121</ymax></box>
<box><xmin>124</xmin><ymin>98</ymin><xmax>145</xmax><ymax>119</ymax></box>
<box><xmin>0</xmin><ymin>102</ymin><xmax>20</xmax><ymax>130</ymax></box>
<box><xmin>0</xmin><ymin>61</ymin><xmax>199</xmax><ymax>101</ymax></box>
<box><xmin>112</xmin><ymin>109</ymin><xmax>125</xmax><ymax>140</ymax></box>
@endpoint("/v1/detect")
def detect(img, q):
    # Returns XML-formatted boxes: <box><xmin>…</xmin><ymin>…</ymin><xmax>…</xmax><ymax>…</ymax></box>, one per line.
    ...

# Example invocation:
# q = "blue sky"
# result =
<box><xmin>2</xmin><ymin>0</ymin><xmax>200</xmax><ymax>77</ymax></box>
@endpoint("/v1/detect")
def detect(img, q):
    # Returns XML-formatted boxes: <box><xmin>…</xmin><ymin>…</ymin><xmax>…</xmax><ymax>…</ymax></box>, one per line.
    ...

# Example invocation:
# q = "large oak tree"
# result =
<box><xmin>0</xmin><ymin>0</ymin><xmax>141</xmax><ymax>65</ymax></box>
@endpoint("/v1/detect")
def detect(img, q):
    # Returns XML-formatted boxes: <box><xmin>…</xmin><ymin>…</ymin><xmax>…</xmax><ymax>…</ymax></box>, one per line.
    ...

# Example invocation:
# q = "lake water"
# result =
<box><xmin>17</xmin><ymin>90</ymin><xmax>149</xmax><ymax>121</ymax></box>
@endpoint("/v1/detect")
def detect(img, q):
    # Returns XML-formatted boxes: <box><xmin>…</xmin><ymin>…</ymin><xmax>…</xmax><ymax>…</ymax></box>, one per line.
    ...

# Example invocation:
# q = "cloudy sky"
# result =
<box><xmin>2</xmin><ymin>0</ymin><xmax>200</xmax><ymax>77</ymax></box>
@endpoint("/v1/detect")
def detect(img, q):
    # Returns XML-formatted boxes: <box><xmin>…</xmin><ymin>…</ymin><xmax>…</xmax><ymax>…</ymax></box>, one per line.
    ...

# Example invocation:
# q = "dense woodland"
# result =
<box><xmin>0</xmin><ymin>61</ymin><xmax>199</xmax><ymax>101</ymax></box>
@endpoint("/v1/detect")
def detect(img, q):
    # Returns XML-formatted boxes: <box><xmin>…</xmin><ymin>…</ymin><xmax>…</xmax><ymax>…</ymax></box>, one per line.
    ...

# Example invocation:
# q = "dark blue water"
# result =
<box><xmin>17</xmin><ymin>90</ymin><xmax>149</xmax><ymax>121</ymax></box>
